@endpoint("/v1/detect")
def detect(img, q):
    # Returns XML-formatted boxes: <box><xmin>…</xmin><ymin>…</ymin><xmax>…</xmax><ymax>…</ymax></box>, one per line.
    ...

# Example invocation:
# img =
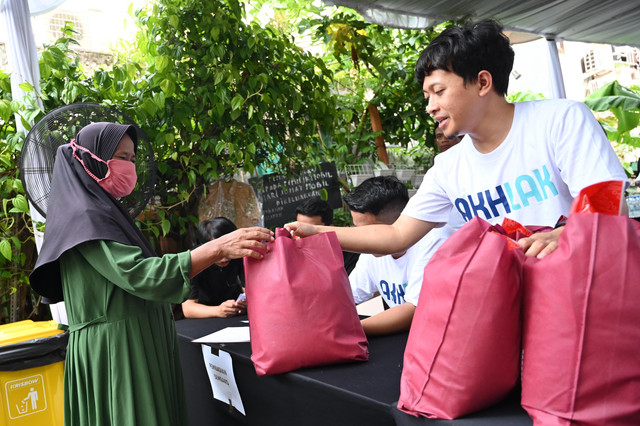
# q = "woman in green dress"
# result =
<box><xmin>30</xmin><ymin>122</ymin><xmax>273</xmax><ymax>426</ymax></box>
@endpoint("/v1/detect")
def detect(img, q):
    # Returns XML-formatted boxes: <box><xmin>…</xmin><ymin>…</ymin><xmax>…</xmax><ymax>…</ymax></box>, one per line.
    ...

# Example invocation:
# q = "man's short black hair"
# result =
<box><xmin>415</xmin><ymin>20</ymin><xmax>514</xmax><ymax>96</ymax></box>
<box><xmin>295</xmin><ymin>197</ymin><xmax>333</xmax><ymax>225</ymax></box>
<box><xmin>344</xmin><ymin>176</ymin><xmax>409</xmax><ymax>223</ymax></box>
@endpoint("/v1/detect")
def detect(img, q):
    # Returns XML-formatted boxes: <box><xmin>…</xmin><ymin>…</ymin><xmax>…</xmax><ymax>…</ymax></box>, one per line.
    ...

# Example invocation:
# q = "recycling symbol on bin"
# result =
<box><xmin>5</xmin><ymin>374</ymin><xmax>47</xmax><ymax>419</ymax></box>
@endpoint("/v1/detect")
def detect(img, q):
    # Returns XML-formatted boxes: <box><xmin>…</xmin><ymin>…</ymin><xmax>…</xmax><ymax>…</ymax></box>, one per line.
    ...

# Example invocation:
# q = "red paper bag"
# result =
<box><xmin>398</xmin><ymin>216</ymin><xmax>525</xmax><ymax>419</ymax></box>
<box><xmin>244</xmin><ymin>228</ymin><xmax>369</xmax><ymax>376</ymax></box>
<box><xmin>522</xmin><ymin>182</ymin><xmax>640</xmax><ymax>425</ymax></box>
<box><xmin>569</xmin><ymin>179</ymin><xmax>626</xmax><ymax>215</ymax></box>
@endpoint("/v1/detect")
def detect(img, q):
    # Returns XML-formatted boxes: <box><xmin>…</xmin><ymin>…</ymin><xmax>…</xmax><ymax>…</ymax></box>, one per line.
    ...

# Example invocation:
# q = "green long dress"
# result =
<box><xmin>59</xmin><ymin>240</ymin><xmax>192</xmax><ymax>426</ymax></box>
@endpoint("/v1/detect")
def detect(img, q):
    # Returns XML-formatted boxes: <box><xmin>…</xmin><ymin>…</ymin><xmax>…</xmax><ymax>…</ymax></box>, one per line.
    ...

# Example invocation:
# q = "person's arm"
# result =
<box><xmin>190</xmin><ymin>227</ymin><xmax>273</xmax><ymax>278</ymax></box>
<box><xmin>360</xmin><ymin>302</ymin><xmax>416</xmax><ymax>336</ymax></box>
<box><xmin>285</xmin><ymin>215</ymin><xmax>437</xmax><ymax>255</ymax></box>
<box><xmin>182</xmin><ymin>298</ymin><xmax>242</xmax><ymax>318</ymax></box>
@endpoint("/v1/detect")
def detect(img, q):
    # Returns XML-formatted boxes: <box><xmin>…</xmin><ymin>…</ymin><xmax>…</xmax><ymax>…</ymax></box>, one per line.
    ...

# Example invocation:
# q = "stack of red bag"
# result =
<box><xmin>398</xmin><ymin>180</ymin><xmax>640</xmax><ymax>424</ymax></box>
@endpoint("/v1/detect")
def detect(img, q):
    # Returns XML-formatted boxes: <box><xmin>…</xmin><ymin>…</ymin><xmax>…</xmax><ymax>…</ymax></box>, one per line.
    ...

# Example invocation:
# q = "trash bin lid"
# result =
<box><xmin>0</xmin><ymin>320</ymin><xmax>64</xmax><ymax>347</ymax></box>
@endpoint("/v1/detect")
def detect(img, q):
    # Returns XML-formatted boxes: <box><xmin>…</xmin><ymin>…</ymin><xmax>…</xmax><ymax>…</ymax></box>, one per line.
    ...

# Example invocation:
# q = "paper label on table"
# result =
<box><xmin>192</xmin><ymin>326</ymin><xmax>250</xmax><ymax>343</ymax></box>
<box><xmin>201</xmin><ymin>346</ymin><xmax>246</xmax><ymax>415</ymax></box>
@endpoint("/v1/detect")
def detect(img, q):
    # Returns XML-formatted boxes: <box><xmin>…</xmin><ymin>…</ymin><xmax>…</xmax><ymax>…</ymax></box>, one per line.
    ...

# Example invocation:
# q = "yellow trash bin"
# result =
<box><xmin>0</xmin><ymin>320</ymin><xmax>67</xmax><ymax>426</ymax></box>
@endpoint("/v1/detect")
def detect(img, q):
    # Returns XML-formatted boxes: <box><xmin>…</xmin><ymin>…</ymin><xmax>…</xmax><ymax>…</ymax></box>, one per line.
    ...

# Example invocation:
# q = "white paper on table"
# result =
<box><xmin>192</xmin><ymin>326</ymin><xmax>250</xmax><ymax>343</ymax></box>
<box><xmin>201</xmin><ymin>346</ymin><xmax>246</xmax><ymax>415</ymax></box>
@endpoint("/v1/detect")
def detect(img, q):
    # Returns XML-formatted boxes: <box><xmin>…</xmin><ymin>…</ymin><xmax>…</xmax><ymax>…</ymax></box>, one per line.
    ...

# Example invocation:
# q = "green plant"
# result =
<box><xmin>506</xmin><ymin>90</ymin><xmax>546</xmax><ymax>103</ymax></box>
<box><xmin>250</xmin><ymin>1</ymin><xmax>459</xmax><ymax>169</ymax></box>
<box><xmin>115</xmin><ymin>0</ymin><xmax>343</xmax><ymax>244</ymax></box>
<box><xmin>332</xmin><ymin>207</ymin><xmax>353</xmax><ymax>227</ymax></box>
<box><xmin>584</xmin><ymin>81</ymin><xmax>640</xmax><ymax>175</ymax></box>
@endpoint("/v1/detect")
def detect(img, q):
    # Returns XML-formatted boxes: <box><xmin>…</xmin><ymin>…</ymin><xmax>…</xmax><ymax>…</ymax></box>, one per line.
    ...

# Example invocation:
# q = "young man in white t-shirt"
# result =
<box><xmin>345</xmin><ymin>176</ymin><xmax>450</xmax><ymax>335</ymax></box>
<box><xmin>286</xmin><ymin>20</ymin><xmax>627</xmax><ymax>261</ymax></box>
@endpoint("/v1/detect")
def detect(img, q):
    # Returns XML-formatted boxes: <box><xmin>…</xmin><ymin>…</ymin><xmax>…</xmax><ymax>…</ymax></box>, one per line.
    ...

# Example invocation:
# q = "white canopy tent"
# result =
<box><xmin>322</xmin><ymin>0</ymin><xmax>640</xmax><ymax>46</ymax></box>
<box><xmin>323</xmin><ymin>0</ymin><xmax>640</xmax><ymax>99</ymax></box>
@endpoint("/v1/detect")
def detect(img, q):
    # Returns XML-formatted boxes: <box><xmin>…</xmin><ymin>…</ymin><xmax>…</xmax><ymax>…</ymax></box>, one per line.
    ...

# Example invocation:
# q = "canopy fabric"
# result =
<box><xmin>323</xmin><ymin>0</ymin><xmax>640</xmax><ymax>47</ymax></box>
<box><xmin>1</xmin><ymin>0</ymin><xmax>43</xmax><ymax>120</ymax></box>
<box><xmin>27</xmin><ymin>0</ymin><xmax>67</xmax><ymax>16</ymax></box>
<box><xmin>2</xmin><ymin>0</ymin><xmax>66</xmax><ymax>322</ymax></box>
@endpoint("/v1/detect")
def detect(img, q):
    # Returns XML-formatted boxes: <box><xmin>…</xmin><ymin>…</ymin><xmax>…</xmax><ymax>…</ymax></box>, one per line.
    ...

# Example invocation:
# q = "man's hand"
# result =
<box><xmin>284</xmin><ymin>221</ymin><xmax>321</xmax><ymax>238</ymax></box>
<box><xmin>517</xmin><ymin>226</ymin><xmax>564</xmax><ymax>259</ymax></box>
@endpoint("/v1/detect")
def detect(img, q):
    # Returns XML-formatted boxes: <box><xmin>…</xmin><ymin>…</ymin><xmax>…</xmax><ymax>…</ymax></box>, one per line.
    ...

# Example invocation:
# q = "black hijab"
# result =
<box><xmin>30</xmin><ymin>122</ymin><xmax>156</xmax><ymax>303</ymax></box>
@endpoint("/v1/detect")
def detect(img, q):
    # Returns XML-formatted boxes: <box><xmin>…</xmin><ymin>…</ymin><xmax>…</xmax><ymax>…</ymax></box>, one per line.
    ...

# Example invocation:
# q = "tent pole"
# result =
<box><xmin>546</xmin><ymin>37</ymin><xmax>566</xmax><ymax>99</ymax></box>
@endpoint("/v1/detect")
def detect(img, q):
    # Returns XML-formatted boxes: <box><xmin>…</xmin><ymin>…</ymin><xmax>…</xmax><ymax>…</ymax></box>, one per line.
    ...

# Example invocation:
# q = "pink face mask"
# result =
<box><xmin>71</xmin><ymin>139</ymin><xmax>138</xmax><ymax>198</ymax></box>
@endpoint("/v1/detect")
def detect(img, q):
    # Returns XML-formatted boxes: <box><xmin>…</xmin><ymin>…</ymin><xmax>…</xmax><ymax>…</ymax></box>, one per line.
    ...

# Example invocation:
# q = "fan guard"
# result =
<box><xmin>19</xmin><ymin>103</ymin><xmax>157</xmax><ymax>218</ymax></box>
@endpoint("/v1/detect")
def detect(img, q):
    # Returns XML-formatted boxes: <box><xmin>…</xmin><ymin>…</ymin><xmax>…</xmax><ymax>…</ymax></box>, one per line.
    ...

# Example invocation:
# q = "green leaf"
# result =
<box><xmin>18</xmin><ymin>81</ymin><xmax>34</xmax><ymax>92</ymax></box>
<box><xmin>10</xmin><ymin>236</ymin><xmax>21</xmax><ymax>250</ymax></box>
<box><xmin>161</xmin><ymin>219</ymin><xmax>171</xmax><ymax>236</ymax></box>
<box><xmin>10</xmin><ymin>195</ymin><xmax>29</xmax><ymax>213</ymax></box>
<box><xmin>0</xmin><ymin>99</ymin><xmax>11</xmax><ymax>121</ymax></box>
<box><xmin>584</xmin><ymin>81</ymin><xmax>640</xmax><ymax>112</ymax></box>
<box><xmin>214</xmin><ymin>72</ymin><xmax>224</xmax><ymax>85</ymax></box>
<box><xmin>231</xmin><ymin>94</ymin><xmax>244</xmax><ymax>111</ymax></box>
<box><xmin>154</xmin><ymin>55</ymin><xmax>170</xmax><ymax>72</ymax></box>
<box><xmin>215</xmin><ymin>141</ymin><xmax>226</xmax><ymax>156</ymax></box>
<box><xmin>160</xmin><ymin>79</ymin><xmax>175</xmax><ymax>97</ymax></box>
<box><xmin>319</xmin><ymin>188</ymin><xmax>328</xmax><ymax>201</ymax></box>
<box><xmin>0</xmin><ymin>239</ymin><xmax>11</xmax><ymax>261</ymax></box>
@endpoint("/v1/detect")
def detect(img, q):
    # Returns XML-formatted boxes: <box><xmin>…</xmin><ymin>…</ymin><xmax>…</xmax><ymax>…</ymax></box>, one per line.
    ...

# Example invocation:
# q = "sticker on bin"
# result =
<box><xmin>5</xmin><ymin>374</ymin><xmax>47</xmax><ymax>419</ymax></box>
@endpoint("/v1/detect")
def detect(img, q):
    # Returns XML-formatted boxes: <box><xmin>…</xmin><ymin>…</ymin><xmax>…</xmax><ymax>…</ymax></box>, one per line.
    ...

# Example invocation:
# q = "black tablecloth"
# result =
<box><xmin>392</xmin><ymin>390</ymin><xmax>531</xmax><ymax>426</ymax></box>
<box><xmin>175</xmin><ymin>316</ymin><xmax>531</xmax><ymax>426</ymax></box>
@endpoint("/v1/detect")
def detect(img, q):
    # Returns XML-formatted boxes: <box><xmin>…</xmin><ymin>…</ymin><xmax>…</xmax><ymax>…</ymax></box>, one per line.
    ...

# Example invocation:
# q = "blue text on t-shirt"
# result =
<box><xmin>379</xmin><ymin>280</ymin><xmax>407</xmax><ymax>305</ymax></box>
<box><xmin>453</xmin><ymin>164</ymin><xmax>559</xmax><ymax>222</ymax></box>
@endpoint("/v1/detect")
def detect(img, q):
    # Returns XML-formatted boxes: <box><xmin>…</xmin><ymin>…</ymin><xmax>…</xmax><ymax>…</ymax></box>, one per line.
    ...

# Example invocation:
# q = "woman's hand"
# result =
<box><xmin>210</xmin><ymin>227</ymin><xmax>274</xmax><ymax>262</ymax></box>
<box><xmin>190</xmin><ymin>227</ymin><xmax>273</xmax><ymax>278</ymax></box>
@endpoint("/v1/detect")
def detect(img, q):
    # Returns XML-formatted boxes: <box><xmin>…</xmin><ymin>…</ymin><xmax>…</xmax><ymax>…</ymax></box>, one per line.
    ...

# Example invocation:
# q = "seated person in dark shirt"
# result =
<box><xmin>295</xmin><ymin>196</ymin><xmax>360</xmax><ymax>274</ymax></box>
<box><xmin>182</xmin><ymin>217</ymin><xmax>246</xmax><ymax>318</ymax></box>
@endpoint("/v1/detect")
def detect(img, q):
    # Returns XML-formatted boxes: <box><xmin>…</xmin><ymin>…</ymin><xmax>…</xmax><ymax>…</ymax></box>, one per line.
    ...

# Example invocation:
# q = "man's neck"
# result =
<box><xmin>469</xmin><ymin>100</ymin><xmax>515</xmax><ymax>154</ymax></box>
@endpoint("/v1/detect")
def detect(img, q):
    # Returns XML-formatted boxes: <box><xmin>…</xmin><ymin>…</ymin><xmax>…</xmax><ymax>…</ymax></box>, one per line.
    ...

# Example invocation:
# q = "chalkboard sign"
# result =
<box><xmin>251</xmin><ymin>162</ymin><xmax>342</xmax><ymax>228</ymax></box>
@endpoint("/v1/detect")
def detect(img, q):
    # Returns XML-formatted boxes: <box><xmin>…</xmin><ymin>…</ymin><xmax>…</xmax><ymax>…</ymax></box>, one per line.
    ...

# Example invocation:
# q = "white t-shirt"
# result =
<box><xmin>403</xmin><ymin>99</ymin><xmax>627</xmax><ymax>229</ymax></box>
<box><xmin>349</xmin><ymin>226</ymin><xmax>450</xmax><ymax>307</ymax></box>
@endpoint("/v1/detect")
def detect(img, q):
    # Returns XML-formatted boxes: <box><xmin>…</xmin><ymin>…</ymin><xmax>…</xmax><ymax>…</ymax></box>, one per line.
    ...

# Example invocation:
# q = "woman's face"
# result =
<box><xmin>112</xmin><ymin>134</ymin><xmax>136</xmax><ymax>163</ymax></box>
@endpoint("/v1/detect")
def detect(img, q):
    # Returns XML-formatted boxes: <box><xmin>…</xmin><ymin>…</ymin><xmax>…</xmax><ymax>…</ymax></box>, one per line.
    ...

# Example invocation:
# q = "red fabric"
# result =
<box><xmin>243</xmin><ymin>228</ymin><xmax>369</xmax><ymax>375</ymax></box>
<box><xmin>522</xmin><ymin>212</ymin><xmax>640</xmax><ymax>425</ymax></box>
<box><xmin>398</xmin><ymin>217</ymin><xmax>524</xmax><ymax>419</ymax></box>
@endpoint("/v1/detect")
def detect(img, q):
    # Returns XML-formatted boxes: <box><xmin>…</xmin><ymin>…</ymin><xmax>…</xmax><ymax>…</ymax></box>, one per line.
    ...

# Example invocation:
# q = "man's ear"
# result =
<box><xmin>476</xmin><ymin>70</ymin><xmax>493</xmax><ymax>96</ymax></box>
